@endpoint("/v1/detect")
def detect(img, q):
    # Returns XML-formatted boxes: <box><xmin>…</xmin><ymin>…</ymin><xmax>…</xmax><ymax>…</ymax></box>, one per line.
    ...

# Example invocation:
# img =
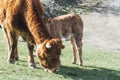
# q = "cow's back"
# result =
<box><xmin>0</xmin><ymin>0</ymin><xmax>6</xmax><ymax>23</ymax></box>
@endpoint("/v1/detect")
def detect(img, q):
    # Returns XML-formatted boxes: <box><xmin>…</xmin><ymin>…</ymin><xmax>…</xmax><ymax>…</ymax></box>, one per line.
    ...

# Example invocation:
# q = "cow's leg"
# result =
<box><xmin>14</xmin><ymin>46</ymin><xmax>19</xmax><ymax>60</ymax></box>
<box><xmin>8</xmin><ymin>32</ymin><xmax>18</xmax><ymax>63</ymax></box>
<box><xmin>27</xmin><ymin>42</ymin><xmax>36</xmax><ymax>68</ymax></box>
<box><xmin>70</xmin><ymin>36</ymin><xmax>77</xmax><ymax>64</ymax></box>
<box><xmin>2</xmin><ymin>27</ymin><xmax>18</xmax><ymax>63</ymax></box>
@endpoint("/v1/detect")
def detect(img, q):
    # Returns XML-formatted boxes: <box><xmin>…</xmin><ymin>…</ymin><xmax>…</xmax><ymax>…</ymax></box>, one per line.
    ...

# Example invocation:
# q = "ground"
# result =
<box><xmin>82</xmin><ymin>12</ymin><xmax>120</xmax><ymax>53</ymax></box>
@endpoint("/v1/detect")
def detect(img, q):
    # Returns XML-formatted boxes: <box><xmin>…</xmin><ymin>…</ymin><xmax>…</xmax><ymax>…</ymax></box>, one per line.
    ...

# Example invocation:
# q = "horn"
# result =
<box><xmin>46</xmin><ymin>43</ymin><xmax>51</xmax><ymax>48</ymax></box>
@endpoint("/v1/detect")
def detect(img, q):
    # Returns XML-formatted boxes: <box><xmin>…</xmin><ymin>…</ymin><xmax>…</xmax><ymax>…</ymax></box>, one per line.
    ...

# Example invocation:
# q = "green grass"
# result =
<box><xmin>0</xmin><ymin>28</ymin><xmax>120</xmax><ymax>80</ymax></box>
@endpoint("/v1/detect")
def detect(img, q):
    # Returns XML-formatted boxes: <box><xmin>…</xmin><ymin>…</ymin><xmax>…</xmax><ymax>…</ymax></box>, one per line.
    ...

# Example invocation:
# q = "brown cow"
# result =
<box><xmin>0</xmin><ymin>0</ymin><xmax>64</xmax><ymax>73</ymax></box>
<box><xmin>45</xmin><ymin>14</ymin><xmax>83</xmax><ymax>66</ymax></box>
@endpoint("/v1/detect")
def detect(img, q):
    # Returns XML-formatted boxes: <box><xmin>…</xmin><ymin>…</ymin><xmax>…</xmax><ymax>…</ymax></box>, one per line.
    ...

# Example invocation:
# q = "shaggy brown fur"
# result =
<box><xmin>45</xmin><ymin>14</ymin><xmax>83</xmax><ymax>66</ymax></box>
<box><xmin>0</xmin><ymin>0</ymin><xmax>64</xmax><ymax>72</ymax></box>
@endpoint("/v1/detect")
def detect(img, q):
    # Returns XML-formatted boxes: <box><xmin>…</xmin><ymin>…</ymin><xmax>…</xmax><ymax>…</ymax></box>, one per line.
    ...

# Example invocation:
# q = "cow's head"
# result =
<box><xmin>36</xmin><ymin>38</ymin><xmax>64</xmax><ymax>73</ymax></box>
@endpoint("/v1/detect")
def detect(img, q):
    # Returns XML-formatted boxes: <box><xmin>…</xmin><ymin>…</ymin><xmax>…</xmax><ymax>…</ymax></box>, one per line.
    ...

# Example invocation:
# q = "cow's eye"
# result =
<box><xmin>46</xmin><ymin>48</ymin><xmax>51</xmax><ymax>53</ymax></box>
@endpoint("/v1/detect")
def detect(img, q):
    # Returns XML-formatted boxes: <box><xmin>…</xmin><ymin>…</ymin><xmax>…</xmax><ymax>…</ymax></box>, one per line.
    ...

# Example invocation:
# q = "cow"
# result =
<box><xmin>0</xmin><ymin>0</ymin><xmax>64</xmax><ymax>73</ymax></box>
<box><xmin>45</xmin><ymin>14</ymin><xmax>83</xmax><ymax>66</ymax></box>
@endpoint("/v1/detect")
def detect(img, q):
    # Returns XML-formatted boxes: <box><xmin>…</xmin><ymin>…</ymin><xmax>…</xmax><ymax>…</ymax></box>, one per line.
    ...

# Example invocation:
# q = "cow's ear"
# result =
<box><xmin>46</xmin><ymin>43</ymin><xmax>51</xmax><ymax>49</ymax></box>
<box><xmin>61</xmin><ymin>45</ymin><xmax>65</xmax><ymax>49</ymax></box>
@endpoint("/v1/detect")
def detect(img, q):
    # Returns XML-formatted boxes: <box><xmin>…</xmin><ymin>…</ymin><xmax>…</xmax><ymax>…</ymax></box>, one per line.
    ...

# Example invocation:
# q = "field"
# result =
<box><xmin>0</xmin><ymin>28</ymin><xmax>120</xmax><ymax>80</ymax></box>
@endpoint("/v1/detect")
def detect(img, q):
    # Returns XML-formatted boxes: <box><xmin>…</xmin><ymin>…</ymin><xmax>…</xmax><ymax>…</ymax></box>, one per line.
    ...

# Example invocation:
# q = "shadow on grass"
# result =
<box><xmin>16</xmin><ymin>59</ymin><xmax>42</xmax><ymax>69</ymax></box>
<box><xmin>57</xmin><ymin>65</ymin><xmax>120</xmax><ymax>80</ymax></box>
<box><xmin>15</xmin><ymin>59</ymin><xmax>120</xmax><ymax>80</ymax></box>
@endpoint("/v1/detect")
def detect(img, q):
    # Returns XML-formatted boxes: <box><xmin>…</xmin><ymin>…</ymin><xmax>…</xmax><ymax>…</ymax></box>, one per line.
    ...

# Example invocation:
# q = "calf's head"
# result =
<box><xmin>36</xmin><ymin>39</ymin><xmax>64</xmax><ymax>73</ymax></box>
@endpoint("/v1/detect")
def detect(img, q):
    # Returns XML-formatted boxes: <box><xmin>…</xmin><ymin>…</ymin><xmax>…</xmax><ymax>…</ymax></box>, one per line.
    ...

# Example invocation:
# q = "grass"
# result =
<box><xmin>0</xmin><ymin>28</ymin><xmax>120</xmax><ymax>80</ymax></box>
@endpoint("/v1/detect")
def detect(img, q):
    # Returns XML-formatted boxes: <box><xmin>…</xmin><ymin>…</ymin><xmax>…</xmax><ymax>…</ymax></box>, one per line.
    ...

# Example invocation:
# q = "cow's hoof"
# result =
<box><xmin>44</xmin><ymin>69</ymin><xmax>48</xmax><ymax>72</ymax></box>
<box><xmin>28</xmin><ymin>64</ymin><xmax>36</xmax><ymax>69</ymax></box>
<box><xmin>15</xmin><ymin>57</ymin><xmax>19</xmax><ymax>61</ymax></box>
<box><xmin>7</xmin><ymin>59</ymin><xmax>15</xmax><ymax>64</ymax></box>
<box><xmin>55</xmin><ymin>67</ymin><xmax>60</xmax><ymax>72</ymax></box>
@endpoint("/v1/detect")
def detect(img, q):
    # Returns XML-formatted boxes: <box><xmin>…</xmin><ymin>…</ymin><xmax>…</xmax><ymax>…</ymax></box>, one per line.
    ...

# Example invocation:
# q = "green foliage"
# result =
<box><xmin>0</xmin><ymin>28</ymin><xmax>120</xmax><ymax>80</ymax></box>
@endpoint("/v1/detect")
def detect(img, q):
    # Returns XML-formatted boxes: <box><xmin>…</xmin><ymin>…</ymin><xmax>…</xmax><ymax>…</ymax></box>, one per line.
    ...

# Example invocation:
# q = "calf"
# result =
<box><xmin>45</xmin><ymin>14</ymin><xmax>83</xmax><ymax>66</ymax></box>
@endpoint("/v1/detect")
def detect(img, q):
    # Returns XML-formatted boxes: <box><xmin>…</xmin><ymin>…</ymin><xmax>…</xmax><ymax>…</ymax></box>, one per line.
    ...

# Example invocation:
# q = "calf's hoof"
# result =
<box><xmin>79</xmin><ymin>63</ymin><xmax>83</xmax><ymax>66</ymax></box>
<box><xmin>72</xmin><ymin>61</ymin><xmax>76</xmax><ymax>64</ymax></box>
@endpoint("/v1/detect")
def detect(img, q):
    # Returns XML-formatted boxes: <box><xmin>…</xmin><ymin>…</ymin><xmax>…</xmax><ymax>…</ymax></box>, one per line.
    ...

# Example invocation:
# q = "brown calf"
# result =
<box><xmin>45</xmin><ymin>14</ymin><xmax>83</xmax><ymax>66</ymax></box>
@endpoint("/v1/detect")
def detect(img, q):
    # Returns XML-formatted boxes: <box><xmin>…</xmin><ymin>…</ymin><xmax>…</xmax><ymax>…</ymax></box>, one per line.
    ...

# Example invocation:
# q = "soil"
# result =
<box><xmin>81</xmin><ymin>12</ymin><xmax>120</xmax><ymax>53</ymax></box>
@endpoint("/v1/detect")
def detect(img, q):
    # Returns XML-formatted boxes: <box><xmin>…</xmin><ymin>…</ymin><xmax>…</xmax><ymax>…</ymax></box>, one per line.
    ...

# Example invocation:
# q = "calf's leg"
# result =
<box><xmin>75</xmin><ymin>36</ymin><xmax>83</xmax><ymax>66</ymax></box>
<box><xmin>70</xmin><ymin>36</ymin><xmax>77</xmax><ymax>64</ymax></box>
